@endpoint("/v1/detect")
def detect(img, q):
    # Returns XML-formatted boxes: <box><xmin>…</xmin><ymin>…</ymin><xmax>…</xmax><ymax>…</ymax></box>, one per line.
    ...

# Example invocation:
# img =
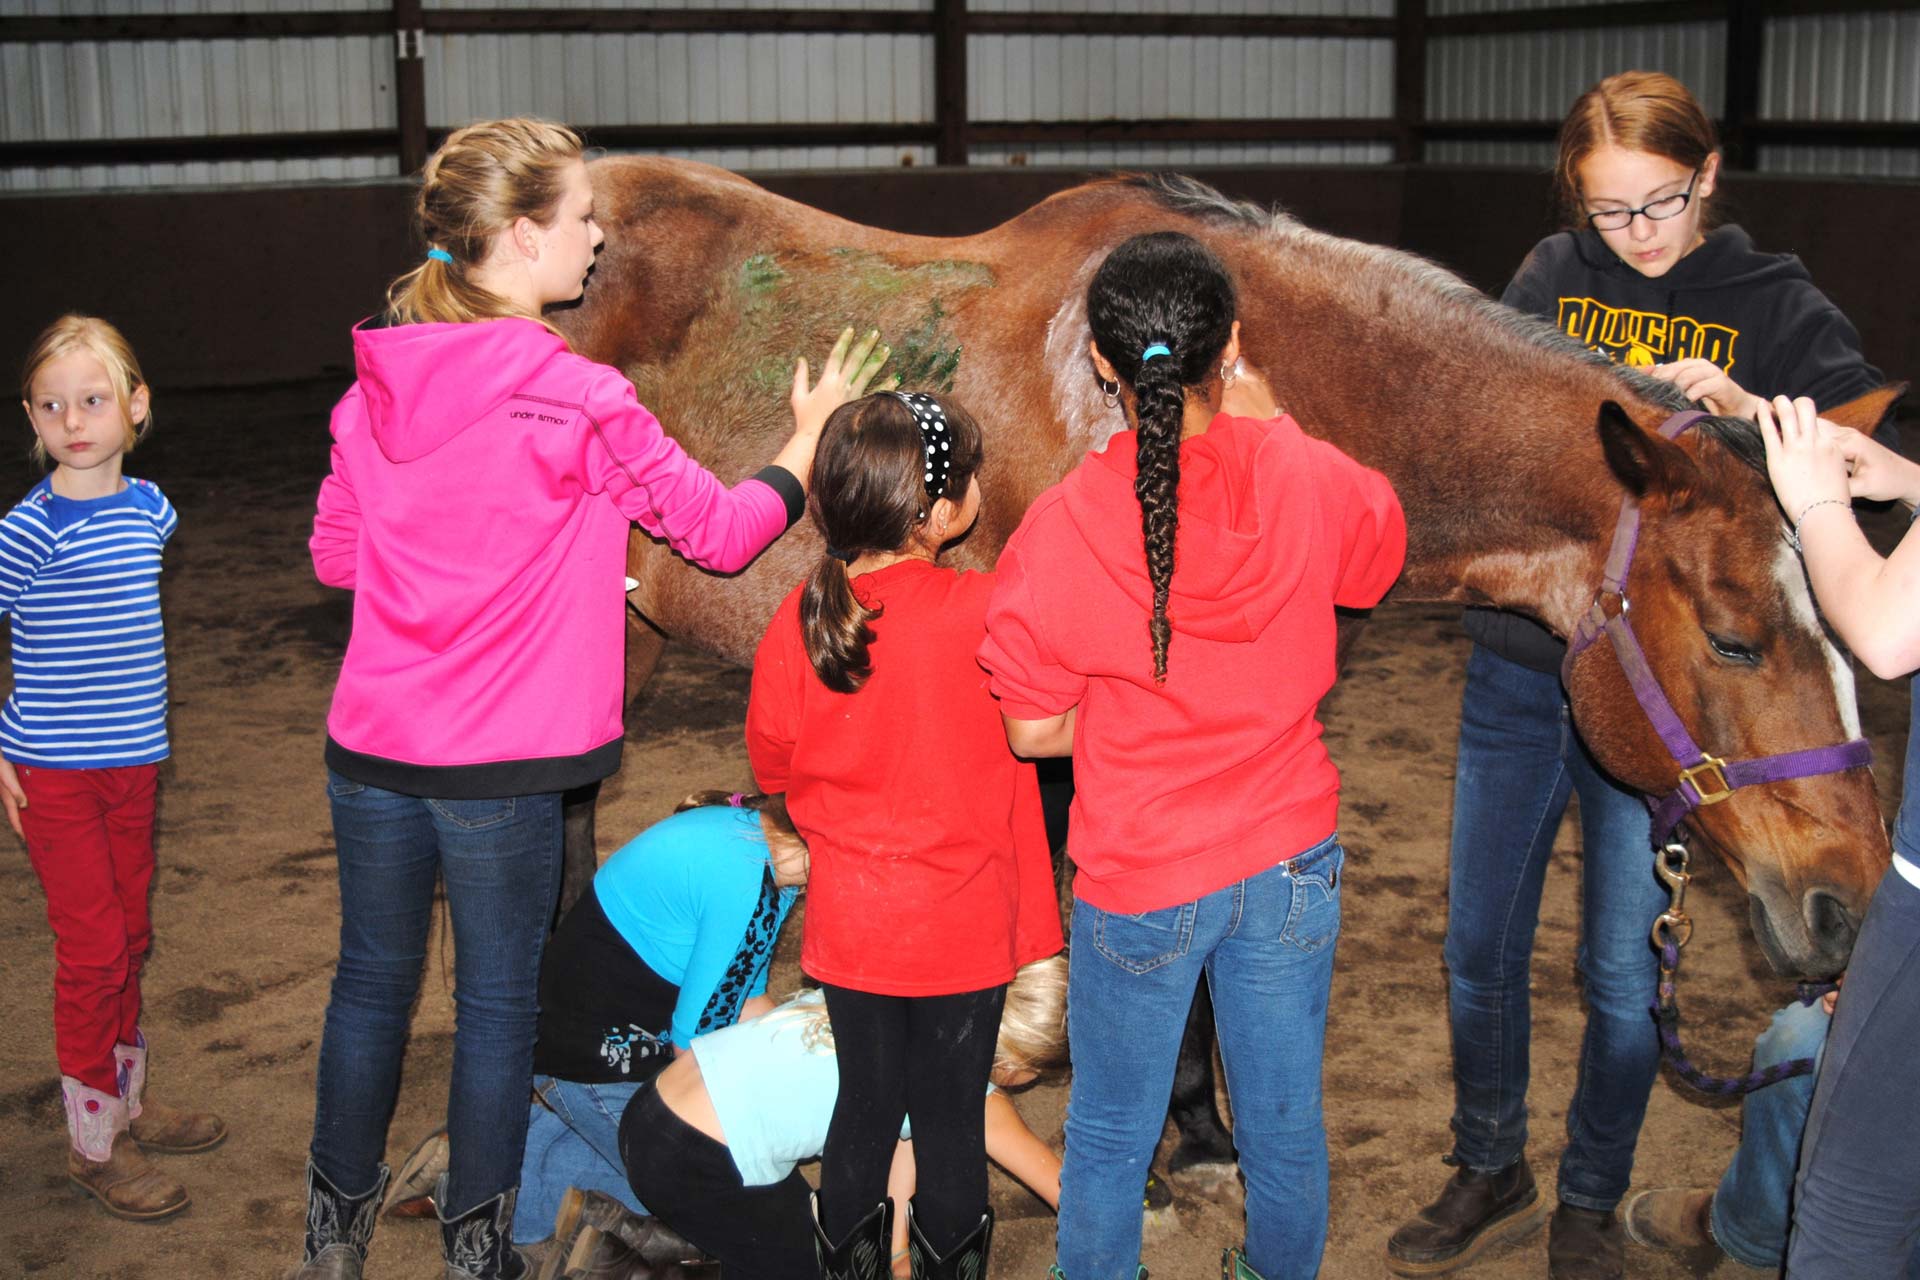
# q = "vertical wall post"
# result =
<box><xmin>934</xmin><ymin>0</ymin><xmax>968</xmax><ymax>166</ymax></box>
<box><xmin>1723</xmin><ymin>0</ymin><xmax>1764</xmax><ymax>170</ymax></box>
<box><xmin>394</xmin><ymin>0</ymin><xmax>429</xmax><ymax>174</ymax></box>
<box><xmin>1394</xmin><ymin>0</ymin><xmax>1427</xmax><ymax>165</ymax></box>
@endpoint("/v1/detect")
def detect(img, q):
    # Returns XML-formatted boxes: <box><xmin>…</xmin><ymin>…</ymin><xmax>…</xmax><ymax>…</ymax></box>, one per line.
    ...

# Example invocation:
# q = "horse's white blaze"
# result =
<box><xmin>1775</xmin><ymin>541</ymin><xmax>1862</xmax><ymax>739</ymax></box>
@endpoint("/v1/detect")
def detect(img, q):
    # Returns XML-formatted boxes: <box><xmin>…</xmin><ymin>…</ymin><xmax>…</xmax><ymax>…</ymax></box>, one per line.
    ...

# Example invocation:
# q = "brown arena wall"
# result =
<box><xmin>2</xmin><ymin>167</ymin><xmax>1913</xmax><ymax>396</ymax></box>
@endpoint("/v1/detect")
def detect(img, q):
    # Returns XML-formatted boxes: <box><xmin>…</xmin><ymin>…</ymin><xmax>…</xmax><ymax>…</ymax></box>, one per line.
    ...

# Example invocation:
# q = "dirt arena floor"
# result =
<box><xmin>0</xmin><ymin>380</ymin><xmax>1911</xmax><ymax>1280</ymax></box>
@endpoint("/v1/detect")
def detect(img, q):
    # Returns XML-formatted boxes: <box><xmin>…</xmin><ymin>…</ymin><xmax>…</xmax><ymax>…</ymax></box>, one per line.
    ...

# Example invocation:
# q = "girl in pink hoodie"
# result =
<box><xmin>294</xmin><ymin>118</ymin><xmax>887</xmax><ymax>1280</ymax></box>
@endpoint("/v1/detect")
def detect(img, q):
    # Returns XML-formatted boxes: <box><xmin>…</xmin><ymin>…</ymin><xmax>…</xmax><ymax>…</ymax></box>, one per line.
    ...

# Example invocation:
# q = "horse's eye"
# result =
<box><xmin>1706</xmin><ymin>632</ymin><xmax>1760</xmax><ymax>665</ymax></box>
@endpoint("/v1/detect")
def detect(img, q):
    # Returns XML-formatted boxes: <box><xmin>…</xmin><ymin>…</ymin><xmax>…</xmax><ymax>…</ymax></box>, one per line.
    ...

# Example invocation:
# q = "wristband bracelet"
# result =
<box><xmin>1789</xmin><ymin>498</ymin><xmax>1853</xmax><ymax>553</ymax></box>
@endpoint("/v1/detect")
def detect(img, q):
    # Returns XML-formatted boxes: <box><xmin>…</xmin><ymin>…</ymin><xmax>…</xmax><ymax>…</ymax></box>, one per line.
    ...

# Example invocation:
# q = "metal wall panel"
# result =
<box><xmin>1424</xmin><ymin>11</ymin><xmax>1918</xmax><ymax>177</ymax></box>
<box><xmin>1429</xmin><ymin>0</ymin><xmax>1625</xmax><ymax>14</ymax></box>
<box><xmin>968</xmin><ymin>141</ymin><xmax>1392</xmax><ymax>165</ymax></box>
<box><xmin>1763</xmin><ymin>11</ymin><xmax>1920</xmax><ymax>123</ymax></box>
<box><xmin>1</xmin><ymin>0</ymin><xmax>379</xmax><ymax>14</ymax></box>
<box><xmin>1</xmin><ymin>30</ymin><xmax>394</xmax><ymax>189</ymax></box>
<box><xmin>604</xmin><ymin>143</ymin><xmax>936</xmax><ymax>168</ymax></box>
<box><xmin>1427</xmin><ymin>24</ymin><xmax>1724</xmax><ymax>122</ymax></box>
<box><xmin>967</xmin><ymin>35</ymin><xmax>1393</xmax><ymax>125</ymax></box>
<box><xmin>6</xmin><ymin>1</ymin><xmax>1916</xmax><ymax>189</ymax></box>
<box><xmin>968</xmin><ymin>0</ymin><xmax>1389</xmax><ymax>13</ymax></box>
<box><xmin>423</xmin><ymin>0</ymin><xmax>925</xmax><ymax>10</ymax></box>
<box><xmin>426</xmin><ymin>32</ymin><xmax>932</xmax><ymax>130</ymax></box>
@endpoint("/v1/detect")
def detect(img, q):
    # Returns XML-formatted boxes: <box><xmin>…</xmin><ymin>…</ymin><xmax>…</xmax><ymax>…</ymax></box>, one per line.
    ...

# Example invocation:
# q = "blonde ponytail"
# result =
<box><xmin>385</xmin><ymin>118</ymin><xmax>584</xmax><ymax>333</ymax></box>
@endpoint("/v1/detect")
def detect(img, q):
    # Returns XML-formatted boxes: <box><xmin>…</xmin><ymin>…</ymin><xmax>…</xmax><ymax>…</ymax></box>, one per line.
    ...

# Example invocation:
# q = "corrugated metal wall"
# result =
<box><xmin>1426</xmin><ymin>4</ymin><xmax>1918</xmax><ymax>177</ymax></box>
<box><xmin>1</xmin><ymin>0</ymin><xmax>391</xmax><ymax>190</ymax></box>
<box><xmin>3</xmin><ymin>0</ymin><xmax>1916</xmax><ymax>190</ymax></box>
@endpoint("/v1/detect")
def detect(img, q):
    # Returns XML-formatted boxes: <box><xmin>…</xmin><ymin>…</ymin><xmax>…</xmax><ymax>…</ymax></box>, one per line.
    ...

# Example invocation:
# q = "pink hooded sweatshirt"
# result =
<box><xmin>312</xmin><ymin>318</ymin><xmax>799</xmax><ymax>797</ymax></box>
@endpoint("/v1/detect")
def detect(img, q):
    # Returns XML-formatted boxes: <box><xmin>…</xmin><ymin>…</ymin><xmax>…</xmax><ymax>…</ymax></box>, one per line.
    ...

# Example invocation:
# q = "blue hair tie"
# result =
<box><xmin>1141</xmin><ymin>343</ymin><xmax>1172</xmax><ymax>363</ymax></box>
<box><xmin>426</xmin><ymin>248</ymin><xmax>453</xmax><ymax>264</ymax></box>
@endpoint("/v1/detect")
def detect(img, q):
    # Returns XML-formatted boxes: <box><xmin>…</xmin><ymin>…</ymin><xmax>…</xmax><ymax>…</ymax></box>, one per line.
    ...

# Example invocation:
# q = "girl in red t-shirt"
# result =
<box><xmin>746</xmin><ymin>391</ymin><xmax>1063</xmax><ymax>1280</ymax></box>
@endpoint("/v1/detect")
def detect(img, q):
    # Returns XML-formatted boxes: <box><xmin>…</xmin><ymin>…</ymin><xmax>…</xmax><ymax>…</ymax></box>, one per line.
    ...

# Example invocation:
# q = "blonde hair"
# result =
<box><xmin>782</xmin><ymin>954</ymin><xmax>1070</xmax><ymax>1081</ymax></box>
<box><xmin>19</xmin><ymin>314</ymin><xmax>151</xmax><ymax>466</ymax></box>
<box><xmin>1554</xmin><ymin>71</ymin><xmax>1720</xmax><ymax>228</ymax></box>
<box><xmin>992</xmin><ymin>954</ymin><xmax>1069</xmax><ymax>1080</ymax></box>
<box><xmin>385</xmin><ymin>117</ymin><xmax>585</xmax><ymax>333</ymax></box>
<box><xmin>675</xmin><ymin>789</ymin><xmax>807</xmax><ymax>876</ymax></box>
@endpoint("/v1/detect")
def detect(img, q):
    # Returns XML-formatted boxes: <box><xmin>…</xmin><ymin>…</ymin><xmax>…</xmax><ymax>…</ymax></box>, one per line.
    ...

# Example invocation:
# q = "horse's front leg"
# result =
<box><xmin>1168</xmin><ymin>981</ymin><xmax>1237</xmax><ymax>1175</ymax></box>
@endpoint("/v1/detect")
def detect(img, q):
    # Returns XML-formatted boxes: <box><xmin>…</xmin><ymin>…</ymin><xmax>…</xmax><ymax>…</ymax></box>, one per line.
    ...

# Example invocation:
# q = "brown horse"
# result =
<box><xmin>559</xmin><ymin>156</ymin><xmax>1897</xmax><ymax>981</ymax></box>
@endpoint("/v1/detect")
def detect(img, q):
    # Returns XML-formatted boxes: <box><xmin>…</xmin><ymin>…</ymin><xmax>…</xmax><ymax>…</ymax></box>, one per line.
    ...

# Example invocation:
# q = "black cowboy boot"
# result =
<box><xmin>287</xmin><ymin>1161</ymin><xmax>391</xmax><ymax>1280</ymax></box>
<box><xmin>811</xmin><ymin>1192</ymin><xmax>893</xmax><ymax>1280</ymax></box>
<box><xmin>904</xmin><ymin>1201</ymin><xmax>991</xmax><ymax>1280</ymax></box>
<box><xmin>1546</xmin><ymin>1204</ymin><xmax>1624</xmax><ymax>1280</ymax></box>
<box><xmin>545</xmin><ymin>1190</ymin><xmax>717</xmax><ymax>1279</ymax></box>
<box><xmin>1386</xmin><ymin>1155</ymin><xmax>1547</xmax><ymax>1275</ymax></box>
<box><xmin>437</xmin><ymin>1173</ymin><xmax>530</xmax><ymax>1280</ymax></box>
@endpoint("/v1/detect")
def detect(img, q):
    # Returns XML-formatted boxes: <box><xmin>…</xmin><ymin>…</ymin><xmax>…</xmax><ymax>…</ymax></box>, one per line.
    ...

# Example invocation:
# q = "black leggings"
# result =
<box><xmin>621</xmin><ymin>1080</ymin><xmax>817</xmax><ymax>1280</ymax></box>
<box><xmin>819</xmin><ymin>983</ymin><xmax>1007</xmax><ymax>1253</ymax></box>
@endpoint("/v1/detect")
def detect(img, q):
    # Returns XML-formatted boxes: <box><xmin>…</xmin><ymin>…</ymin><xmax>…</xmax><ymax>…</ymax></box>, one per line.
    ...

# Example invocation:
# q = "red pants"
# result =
<box><xmin>20</xmin><ymin>763</ymin><xmax>159</xmax><ymax>1094</ymax></box>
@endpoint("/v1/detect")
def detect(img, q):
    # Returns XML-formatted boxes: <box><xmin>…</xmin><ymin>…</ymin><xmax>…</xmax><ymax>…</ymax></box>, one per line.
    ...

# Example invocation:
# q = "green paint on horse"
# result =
<box><xmin>727</xmin><ymin>248</ymin><xmax>990</xmax><ymax>393</ymax></box>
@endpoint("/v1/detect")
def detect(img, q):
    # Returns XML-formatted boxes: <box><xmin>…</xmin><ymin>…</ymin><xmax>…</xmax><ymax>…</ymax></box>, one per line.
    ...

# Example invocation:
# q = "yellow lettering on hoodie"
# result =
<box><xmin>1555</xmin><ymin>297</ymin><xmax>1740</xmax><ymax>373</ymax></box>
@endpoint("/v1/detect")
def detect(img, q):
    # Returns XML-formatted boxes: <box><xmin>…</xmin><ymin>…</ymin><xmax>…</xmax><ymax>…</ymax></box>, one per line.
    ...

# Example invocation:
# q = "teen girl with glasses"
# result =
<box><xmin>1388</xmin><ymin>71</ymin><xmax>1883</xmax><ymax>1280</ymax></box>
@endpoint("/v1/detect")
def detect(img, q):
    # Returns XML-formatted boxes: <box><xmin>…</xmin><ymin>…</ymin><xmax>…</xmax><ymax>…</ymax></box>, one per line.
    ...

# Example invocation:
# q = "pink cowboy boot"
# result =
<box><xmin>63</xmin><ymin>1075</ymin><xmax>190</xmax><ymax>1220</ymax></box>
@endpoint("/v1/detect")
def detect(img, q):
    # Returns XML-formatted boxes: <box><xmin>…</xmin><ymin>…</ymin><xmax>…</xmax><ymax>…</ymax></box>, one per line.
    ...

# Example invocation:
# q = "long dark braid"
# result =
<box><xmin>1086</xmin><ymin>232</ymin><xmax>1237</xmax><ymax>681</ymax></box>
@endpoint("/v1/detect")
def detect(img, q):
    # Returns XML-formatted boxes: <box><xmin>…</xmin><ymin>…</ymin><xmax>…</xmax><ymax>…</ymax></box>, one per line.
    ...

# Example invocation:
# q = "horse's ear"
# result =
<box><xmin>1822</xmin><ymin>383</ymin><xmax>1907</xmax><ymax>439</ymax></box>
<box><xmin>1596</xmin><ymin>400</ymin><xmax>1697</xmax><ymax>504</ymax></box>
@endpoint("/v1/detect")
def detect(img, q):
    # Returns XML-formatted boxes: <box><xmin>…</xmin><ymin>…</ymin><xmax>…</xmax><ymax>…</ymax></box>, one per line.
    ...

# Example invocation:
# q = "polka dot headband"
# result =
<box><xmin>887</xmin><ymin>391</ymin><xmax>954</xmax><ymax>500</ymax></box>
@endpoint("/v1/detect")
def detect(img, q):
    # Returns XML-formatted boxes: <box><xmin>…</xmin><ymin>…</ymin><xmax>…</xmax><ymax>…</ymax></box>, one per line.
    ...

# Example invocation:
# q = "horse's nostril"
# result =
<box><xmin>1805</xmin><ymin>890</ymin><xmax>1858</xmax><ymax>957</ymax></box>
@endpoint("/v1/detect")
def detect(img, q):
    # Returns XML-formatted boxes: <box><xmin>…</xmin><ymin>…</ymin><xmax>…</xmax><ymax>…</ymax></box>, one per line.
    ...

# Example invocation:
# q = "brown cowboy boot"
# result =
<box><xmin>63</xmin><ymin>1076</ymin><xmax>190</xmax><ymax>1220</ymax></box>
<box><xmin>1386</xmin><ymin>1156</ymin><xmax>1547</xmax><ymax>1275</ymax></box>
<box><xmin>116</xmin><ymin>1033</ymin><xmax>227</xmax><ymax>1153</ymax></box>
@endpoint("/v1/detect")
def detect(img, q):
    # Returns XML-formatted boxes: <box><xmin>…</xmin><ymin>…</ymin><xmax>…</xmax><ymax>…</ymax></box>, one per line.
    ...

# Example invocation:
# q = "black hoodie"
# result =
<box><xmin>1468</xmin><ymin>223</ymin><xmax>1883</xmax><ymax>672</ymax></box>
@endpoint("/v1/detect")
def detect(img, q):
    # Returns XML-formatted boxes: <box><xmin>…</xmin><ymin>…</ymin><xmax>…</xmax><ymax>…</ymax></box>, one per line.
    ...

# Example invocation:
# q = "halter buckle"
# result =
<box><xmin>1677</xmin><ymin>755</ymin><xmax>1733</xmax><ymax>806</ymax></box>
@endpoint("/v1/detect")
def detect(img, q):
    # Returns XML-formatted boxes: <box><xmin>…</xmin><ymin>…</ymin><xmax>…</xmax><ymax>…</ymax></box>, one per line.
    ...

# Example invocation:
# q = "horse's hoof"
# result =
<box><xmin>1168</xmin><ymin>1139</ymin><xmax>1238</xmax><ymax>1178</ymax></box>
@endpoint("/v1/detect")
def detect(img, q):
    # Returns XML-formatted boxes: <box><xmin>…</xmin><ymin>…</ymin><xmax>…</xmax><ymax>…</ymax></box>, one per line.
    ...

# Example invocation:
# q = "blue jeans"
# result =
<box><xmin>1712</xmin><ymin>1000</ymin><xmax>1828</xmax><ymax>1269</ymax></box>
<box><xmin>1056</xmin><ymin>835</ymin><xmax>1343</xmax><ymax>1280</ymax></box>
<box><xmin>1445</xmin><ymin>645</ymin><xmax>1664</xmax><ymax>1211</ymax></box>
<box><xmin>1788</xmin><ymin>865</ymin><xmax>1920</xmax><ymax>1277</ymax></box>
<box><xmin>309</xmin><ymin>773</ymin><xmax>563</xmax><ymax>1215</ymax></box>
<box><xmin>513</xmin><ymin>1077</ymin><xmax>649</xmax><ymax>1244</ymax></box>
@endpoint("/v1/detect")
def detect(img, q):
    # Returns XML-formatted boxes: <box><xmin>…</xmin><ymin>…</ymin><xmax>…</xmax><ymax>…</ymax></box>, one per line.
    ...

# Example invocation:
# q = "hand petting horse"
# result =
<box><xmin>559</xmin><ymin>156</ymin><xmax>1898</xmax><ymax>983</ymax></box>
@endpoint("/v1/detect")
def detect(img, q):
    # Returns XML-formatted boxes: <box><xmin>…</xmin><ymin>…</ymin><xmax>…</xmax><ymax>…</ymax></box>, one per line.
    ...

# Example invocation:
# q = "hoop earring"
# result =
<box><xmin>1220</xmin><ymin>360</ymin><xmax>1237</xmax><ymax>388</ymax></box>
<box><xmin>1099</xmin><ymin>377</ymin><xmax>1120</xmax><ymax>409</ymax></box>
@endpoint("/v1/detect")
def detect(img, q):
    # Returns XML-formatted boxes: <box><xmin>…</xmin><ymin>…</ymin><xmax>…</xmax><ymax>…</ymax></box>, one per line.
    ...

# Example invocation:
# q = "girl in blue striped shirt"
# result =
<box><xmin>6</xmin><ymin>315</ymin><xmax>223</xmax><ymax>1222</ymax></box>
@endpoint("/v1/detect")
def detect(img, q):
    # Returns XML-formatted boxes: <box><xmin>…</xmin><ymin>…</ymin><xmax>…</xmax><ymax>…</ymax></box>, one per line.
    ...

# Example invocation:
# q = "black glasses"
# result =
<box><xmin>1586</xmin><ymin>169</ymin><xmax>1701</xmax><ymax>232</ymax></box>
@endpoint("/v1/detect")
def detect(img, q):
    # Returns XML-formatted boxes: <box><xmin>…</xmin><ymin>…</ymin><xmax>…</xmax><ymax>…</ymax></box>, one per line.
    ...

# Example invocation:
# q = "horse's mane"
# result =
<box><xmin>1113</xmin><ymin>172</ymin><xmax>1698</xmax><ymax>423</ymax></box>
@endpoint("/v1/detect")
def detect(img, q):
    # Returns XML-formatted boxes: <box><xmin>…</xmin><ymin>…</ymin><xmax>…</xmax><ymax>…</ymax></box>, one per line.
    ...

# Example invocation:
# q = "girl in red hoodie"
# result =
<box><xmin>746</xmin><ymin>391</ymin><xmax>1063</xmax><ymax>1280</ymax></box>
<box><xmin>979</xmin><ymin>232</ymin><xmax>1405</xmax><ymax>1280</ymax></box>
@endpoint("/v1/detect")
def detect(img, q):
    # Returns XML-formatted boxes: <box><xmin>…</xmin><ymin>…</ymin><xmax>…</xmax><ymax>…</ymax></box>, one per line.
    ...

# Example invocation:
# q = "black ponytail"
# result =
<box><xmin>1085</xmin><ymin>232</ymin><xmax>1237</xmax><ymax>682</ymax></box>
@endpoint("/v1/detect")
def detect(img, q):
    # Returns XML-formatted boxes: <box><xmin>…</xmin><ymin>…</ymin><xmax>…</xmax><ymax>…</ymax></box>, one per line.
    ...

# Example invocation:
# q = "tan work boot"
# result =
<box><xmin>116</xmin><ymin>1033</ymin><xmax>227</xmax><ymax>1153</ymax></box>
<box><xmin>1622</xmin><ymin>1187</ymin><xmax>1718</xmax><ymax>1257</ymax></box>
<box><xmin>63</xmin><ymin>1076</ymin><xmax>190</xmax><ymax>1220</ymax></box>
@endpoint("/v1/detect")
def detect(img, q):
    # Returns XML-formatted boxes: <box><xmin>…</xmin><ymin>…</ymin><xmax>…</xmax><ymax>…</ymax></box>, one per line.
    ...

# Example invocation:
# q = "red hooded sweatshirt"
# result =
<box><xmin>979</xmin><ymin>413</ymin><xmax>1405</xmax><ymax>914</ymax></box>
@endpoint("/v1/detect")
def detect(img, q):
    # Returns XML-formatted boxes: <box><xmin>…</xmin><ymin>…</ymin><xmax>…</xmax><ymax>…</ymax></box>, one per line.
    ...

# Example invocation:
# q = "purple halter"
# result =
<box><xmin>1561</xmin><ymin>409</ymin><xmax>1873</xmax><ymax>845</ymax></box>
